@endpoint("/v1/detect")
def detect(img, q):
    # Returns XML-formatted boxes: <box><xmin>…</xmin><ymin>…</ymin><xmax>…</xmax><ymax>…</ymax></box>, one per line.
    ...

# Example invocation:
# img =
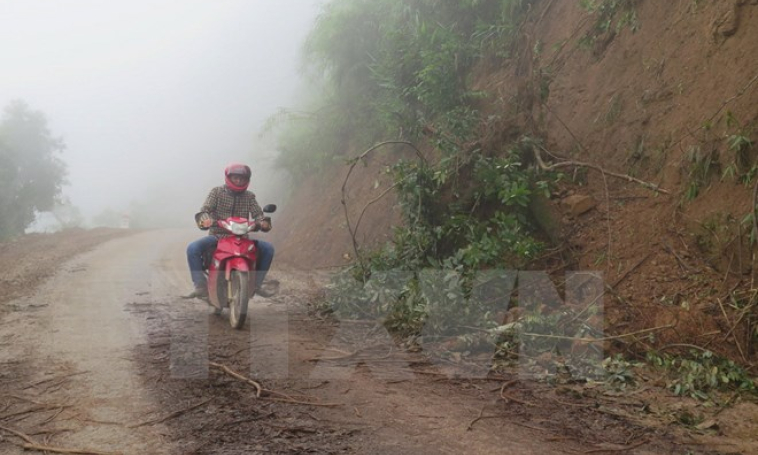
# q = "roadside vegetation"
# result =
<box><xmin>271</xmin><ymin>0</ymin><xmax>542</xmax><ymax>269</ymax></box>
<box><xmin>269</xmin><ymin>0</ymin><xmax>558</xmax><ymax>346</ymax></box>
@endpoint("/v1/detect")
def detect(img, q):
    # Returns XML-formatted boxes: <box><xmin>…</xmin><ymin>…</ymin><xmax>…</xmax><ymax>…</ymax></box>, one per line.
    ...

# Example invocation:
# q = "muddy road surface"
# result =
<box><xmin>0</xmin><ymin>229</ymin><xmax>748</xmax><ymax>454</ymax></box>
<box><xmin>0</xmin><ymin>230</ymin><xmax>175</xmax><ymax>454</ymax></box>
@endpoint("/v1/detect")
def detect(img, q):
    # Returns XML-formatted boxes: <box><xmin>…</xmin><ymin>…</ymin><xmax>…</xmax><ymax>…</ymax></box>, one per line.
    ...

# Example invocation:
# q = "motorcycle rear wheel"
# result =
<box><xmin>228</xmin><ymin>270</ymin><xmax>249</xmax><ymax>329</ymax></box>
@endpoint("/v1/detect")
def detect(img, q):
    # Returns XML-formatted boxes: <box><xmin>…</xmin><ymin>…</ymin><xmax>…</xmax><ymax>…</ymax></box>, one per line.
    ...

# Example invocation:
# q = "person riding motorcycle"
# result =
<box><xmin>186</xmin><ymin>163</ymin><xmax>275</xmax><ymax>298</ymax></box>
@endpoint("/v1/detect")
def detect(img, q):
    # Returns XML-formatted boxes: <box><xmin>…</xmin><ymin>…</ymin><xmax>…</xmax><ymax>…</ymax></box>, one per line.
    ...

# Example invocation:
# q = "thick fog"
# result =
<box><xmin>1</xmin><ymin>0</ymin><xmax>323</xmax><ymax>229</ymax></box>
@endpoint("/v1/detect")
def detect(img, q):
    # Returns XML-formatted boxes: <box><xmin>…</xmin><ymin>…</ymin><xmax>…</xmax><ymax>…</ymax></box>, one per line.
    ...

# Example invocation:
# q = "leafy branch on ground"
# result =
<box><xmin>647</xmin><ymin>349</ymin><xmax>756</xmax><ymax>401</ymax></box>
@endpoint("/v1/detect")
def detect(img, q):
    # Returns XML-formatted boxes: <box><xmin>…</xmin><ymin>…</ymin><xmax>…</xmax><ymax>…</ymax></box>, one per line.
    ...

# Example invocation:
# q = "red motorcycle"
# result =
<box><xmin>195</xmin><ymin>204</ymin><xmax>275</xmax><ymax>329</ymax></box>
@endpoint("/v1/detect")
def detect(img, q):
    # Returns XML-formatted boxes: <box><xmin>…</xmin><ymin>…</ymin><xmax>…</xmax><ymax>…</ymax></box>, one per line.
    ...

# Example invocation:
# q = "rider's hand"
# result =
<box><xmin>260</xmin><ymin>219</ymin><xmax>271</xmax><ymax>232</ymax></box>
<box><xmin>197</xmin><ymin>213</ymin><xmax>213</xmax><ymax>228</ymax></box>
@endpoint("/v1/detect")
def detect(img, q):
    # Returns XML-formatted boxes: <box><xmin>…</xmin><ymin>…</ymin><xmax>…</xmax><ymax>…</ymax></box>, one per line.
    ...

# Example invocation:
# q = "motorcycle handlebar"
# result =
<box><xmin>194</xmin><ymin>206</ymin><xmax>274</xmax><ymax>232</ymax></box>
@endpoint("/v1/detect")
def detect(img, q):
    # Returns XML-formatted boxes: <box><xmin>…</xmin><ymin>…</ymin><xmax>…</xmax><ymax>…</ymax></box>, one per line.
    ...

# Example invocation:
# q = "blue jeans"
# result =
<box><xmin>186</xmin><ymin>236</ymin><xmax>275</xmax><ymax>290</ymax></box>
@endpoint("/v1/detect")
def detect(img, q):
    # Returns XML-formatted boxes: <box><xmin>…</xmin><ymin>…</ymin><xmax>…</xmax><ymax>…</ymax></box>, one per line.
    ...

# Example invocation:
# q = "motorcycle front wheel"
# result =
<box><xmin>228</xmin><ymin>270</ymin><xmax>249</xmax><ymax>329</ymax></box>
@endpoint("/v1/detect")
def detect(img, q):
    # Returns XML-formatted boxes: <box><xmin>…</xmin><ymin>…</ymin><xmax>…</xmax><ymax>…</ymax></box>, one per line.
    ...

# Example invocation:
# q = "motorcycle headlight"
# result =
<box><xmin>220</xmin><ymin>220</ymin><xmax>250</xmax><ymax>236</ymax></box>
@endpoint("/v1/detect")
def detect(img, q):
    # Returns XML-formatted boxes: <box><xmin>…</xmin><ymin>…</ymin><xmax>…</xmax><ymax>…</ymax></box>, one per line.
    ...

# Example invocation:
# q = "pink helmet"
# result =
<box><xmin>224</xmin><ymin>163</ymin><xmax>251</xmax><ymax>192</ymax></box>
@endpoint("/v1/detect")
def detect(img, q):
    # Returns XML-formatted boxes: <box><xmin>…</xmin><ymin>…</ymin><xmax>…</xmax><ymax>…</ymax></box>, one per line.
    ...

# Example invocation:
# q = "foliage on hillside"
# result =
<box><xmin>271</xmin><ymin>0</ymin><xmax>527</xmax><ymax>176</ymax></box>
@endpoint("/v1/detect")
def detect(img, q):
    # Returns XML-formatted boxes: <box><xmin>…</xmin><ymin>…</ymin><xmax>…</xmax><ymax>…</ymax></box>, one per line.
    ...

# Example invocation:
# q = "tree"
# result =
<box><xmin>0</xmin><ymin>100</ymin><xmax>67</xmax><ymax>240</ymax></box>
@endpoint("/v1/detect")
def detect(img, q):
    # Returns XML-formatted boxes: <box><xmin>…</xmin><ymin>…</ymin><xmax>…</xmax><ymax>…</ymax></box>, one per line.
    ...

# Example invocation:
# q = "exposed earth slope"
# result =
<box><xmin>273</xmin><ymin>0</ymin><xmax>758</xmax><ymax>369</ymax></box>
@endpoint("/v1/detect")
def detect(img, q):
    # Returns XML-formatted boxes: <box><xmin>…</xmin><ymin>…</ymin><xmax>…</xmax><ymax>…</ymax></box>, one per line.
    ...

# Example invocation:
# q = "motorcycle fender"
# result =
<box><xmin>225</xmin><ymin>257</ymin><xmax>251</xmax><ymax>280</ymax></box>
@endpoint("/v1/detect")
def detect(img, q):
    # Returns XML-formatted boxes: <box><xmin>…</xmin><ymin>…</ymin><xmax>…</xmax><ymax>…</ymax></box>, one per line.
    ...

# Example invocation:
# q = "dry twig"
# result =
<box><xmin>209</xmin><ymin>361</ymin><xmax>343</xmax><ymax>407</ymax></box>
<box><xmin>3</xmin><ymin>394</ymin><xmax>67</xmax><ymax>408</ymax></box>
<box><xmin>610</xmin><ymin>253</ymin><xmax>652</xmax><ymax>289</ymax></box>
<box><xmin>127</xmin><ymin>398</ymin><xmax>211</xmax><ymax>429</ymax></box>
<box><xmin>585</xmin><ymin>440</ymin><xmax>649</xmax><ymax>453</ymax></box>
<box><xmin>262</xmin><ymin>397</ymin><xmax>344</xmax><ymax>407</ymax></box>
<box><xmin>0</xmin><ymin>424</ymin><xmax>121</xmax><ymax>455</ymax></box>
<box><xmin>533</xmin><ymin>146</ymin><xmax>670</xmax><ymax>194</ymax></box>
<box><xmin>1</xmin><ymin>405</ymin><xmax>58</xmax><ymax>421</ymax></box>
<box><xmin>209</xmin><ymin>361</ymin><xmax>262</xmax><ymax>397</ymax></box>
<box><xmin>522</xmin><ymin>323</ymin><xmax>675</xmax><ymax>343</ymax></box>
<box><xmin>500</xmin><ymin>380</ymin><xmax>536</xmax><ymax>407</ymax></box>
<box><xmin>21</xmin><ymin>371</ymin><xmax>87</xmax><ymax>391</ymax></box>
<box><xmin>658</xmin><ymin>343</ymin><xmax>711</xmax><ymax>353</ymax></box>
<box><xmin>341</xmin><ymin>141</ymin><xmax>427</xmax><ymax>271</ymax></box>
<box><xmin>466</xmin><ymin>406</ymin><xmax>489</xmax><ymax>431</ymax></box>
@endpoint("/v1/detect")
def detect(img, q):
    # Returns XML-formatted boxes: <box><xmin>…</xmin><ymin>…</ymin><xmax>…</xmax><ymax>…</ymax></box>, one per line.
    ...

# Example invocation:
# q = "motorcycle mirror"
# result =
<box><xmin>263</xmin><ymin>204</ymin><xmax>277</xmax><ymax>213</ymax></box>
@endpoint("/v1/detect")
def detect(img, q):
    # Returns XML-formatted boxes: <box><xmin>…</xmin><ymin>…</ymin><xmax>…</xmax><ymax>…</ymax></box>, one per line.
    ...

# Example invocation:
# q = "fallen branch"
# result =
<box><xmin>40</xmin><ymin>406</ymin><xmax>68</xmax><ymax>425</ymax></box>
<box><xmin>0</xmin><ymin>424</ymin><xmax>39</xmax><ymax>445</ymax></box>
<box><xmin>264</xmin><ymin>423</ymin><xmax>319</xmax><ymax>434</ymax></box>
<box><xmin>705</xmin><ymin>72</ymin><xmax>758</xmax><ymax>128</ymax></box>
<box><xmin>717</xmin><ymin>297</ymin><xmax>732</xmax><ymax>328</ymax></box>
<box><xmin>21</xmin><ymin>371</ymin><xmax>87</xmax><ymax>391</ymax></box>
<box><xmin>0</xmin><ymin>424</ymin><xmax>121</xmax><ymax>455</ymax></box>
<box><xmin>549</xmin><ymin>397</ymin><xmax>595</xmax><ymax>408</ymax></box>
<box><xmin>307</xmin><ymin>351</ymin><xmax>361</xmax><ymax>362</ymax></box>
<box><xmin>261</xmin><ymin>397</ymin><xmax>344</xmax><ymax>407</ymax></box>
<box><xmin>585</xmin><ymin>440</ymin><xmax>649</xmax><ymax>454</ymax></box>
<box><xmin>209</xmin><ymin>361</ymin><xmax>342</xmax><ymax>406</ymax></box>
<box><xmin>466</xmin><ymin>406</ymin><xmax>488</xmax><ymax>431</ymax></box>
<box><xmin>209</xmin><ymin>361</ymin><xmax>262</xmax><ymax>397</ymax></box>
<box><xmin>351</xmin><ymin>183</ymin><xmax>399</xmax><ymax>246</ymax></box>
<box><xmin>66</xmin><ymin>415</ymin><xmax>123</xmax><ymax>426</ymax></box>
<box><xmin>127</xmin><ymin>398</ymin><xmax>211</xmax><ymax>429</ymax></box>
<box><xmin>3</xmin><ymin>394</ymin><xmax>68</xmax><ymax>408</ymax></box>
<box><xmin>510</xmin><ymin>421</ymin><xmax>552</xmax><ymax>432</ymax></box>
<box><xmin>521</xmin><ymin>324</ymin><xmax>676</xmax><ymax>343</ymax></box>
<box><xmin>500</xmin><ymin>380</ymin><xmax>536</xmax><ymax>407</ymax></box>
<box><xmin>533</xmin><ymin>146</ymin><xmax>670</xmax><ymax>194</ymax></box>
<box><xmin>1</xmin><ymin>405</ymin><xmax>58</xmax><ymax>421</ymax></box>
<box><xmin>610</xmin><ymin>253</ymin><xmax>652</xmax><ymax>288</ymax></box>
<box><xmin>308</xmin><ymin>345</ymin><xmax>393</xmax><ymax>362</ymax></box>
<box><xmin>658</xmin><ymin>343</ymin><xmax>711</xmax><ymax>353</ymax></box>
<box><xmin>466</xmin><ymin>406</ymin><xmax>511</xmax><ymax>431</ymax></box>
<box><xmin>341</xmin><ymin>141</ymin><xmax>427</xmax><ymax>272</ymax></box>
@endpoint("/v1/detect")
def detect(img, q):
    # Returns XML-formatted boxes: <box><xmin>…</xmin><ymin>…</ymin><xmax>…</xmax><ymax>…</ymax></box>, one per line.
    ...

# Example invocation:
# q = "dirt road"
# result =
<box><xmin>0</xmin><ymin>229</ymin><xmax>752</xmax><ymax>454</ymax></box>
<box><xmin>0</xmin><ymin>230</ymin><xmax>175</xmax><ymax>454</ymax></box>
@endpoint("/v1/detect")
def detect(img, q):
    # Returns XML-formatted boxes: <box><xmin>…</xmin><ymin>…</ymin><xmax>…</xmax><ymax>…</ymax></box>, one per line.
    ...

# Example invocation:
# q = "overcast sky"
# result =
<box><xmin>0</xmin><ymin>0</ymin><xmax>324</xmax><ymax>224</ymax></box>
